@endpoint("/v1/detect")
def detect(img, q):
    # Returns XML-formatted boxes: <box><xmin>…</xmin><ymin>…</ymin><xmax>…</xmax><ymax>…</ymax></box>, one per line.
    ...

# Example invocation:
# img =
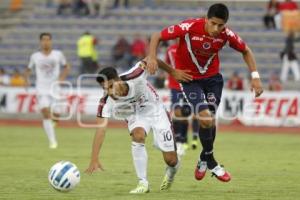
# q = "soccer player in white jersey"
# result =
<box><xmin>24</xmin><ymin>33</ymin><xmax>71</xmax><ymax>149</ymax></box>
<box><xmin>85</xmin><ymin>60</ymin><xmax>192</xmax><ymax>193</ymax></box>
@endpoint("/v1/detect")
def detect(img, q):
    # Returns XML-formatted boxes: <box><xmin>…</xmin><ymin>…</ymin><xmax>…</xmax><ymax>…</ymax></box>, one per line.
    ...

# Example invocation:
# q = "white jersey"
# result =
<box><xmin>97</xmin><ymin>61</ymin><xmax>164</xmax><ymax>120</ymax></box>
<box><xmin>28</xmin><ymin>50</ymin><xmax>66</xmax><ymax>93</ymax></box>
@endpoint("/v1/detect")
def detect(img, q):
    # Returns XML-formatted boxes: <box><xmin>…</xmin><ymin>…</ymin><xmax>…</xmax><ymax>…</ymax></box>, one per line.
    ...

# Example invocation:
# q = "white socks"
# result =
<box><xmin>42</xmin><ymin>119</ymin><xmax>57</xmax><ymax>145</ymax></box>
<box><xmin>166</xmin><ymin>160</ymin><xmax>180</xmax><ymax>181</ymax></box>
<box><xmin>131</xmin><ymin>142</ymin><xmax>148</xmax><ymax>186</ymax></box>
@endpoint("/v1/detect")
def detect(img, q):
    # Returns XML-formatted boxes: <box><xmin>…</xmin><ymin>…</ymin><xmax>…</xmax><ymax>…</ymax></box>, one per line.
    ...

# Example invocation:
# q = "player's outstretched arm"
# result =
<box><xmin>242</xmin><ymin>45</ymin><xmax>264</xmax><ymax>97</ymax></box>
<box><xmin>59</xmin><ymin>63</ymin><xmax>71</xmax><ymax>82</ymax></box>
<box><xmin>85</xmin><ymin>117</ymin><xmax>108</xmax><ymax>174</ymax></box>
<box><xmin>146</xmin><ymin>32</ymin><xmax>162</xmax><ymax>74</ymax></box>
<box><xmin>157</xmin><ymin>59</ymin><xmax>193</xmax><ymax>82</ymax></box>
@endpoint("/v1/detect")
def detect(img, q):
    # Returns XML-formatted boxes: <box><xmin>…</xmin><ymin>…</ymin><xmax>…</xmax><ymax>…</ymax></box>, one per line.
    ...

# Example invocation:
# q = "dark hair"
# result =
<box><xmin>207</xmin><ymin>3</ymin><xmax>229</xmax><ymax>23</ymax></box>
<box><xmin>96</xmin><ymin>67</ymin><xmax>119</xmax><ymax>84</ymax></box>
<box><xmin>39</xmin><ymin>32</ymin><xmax>52</xmax><ymax>40</ymax></box>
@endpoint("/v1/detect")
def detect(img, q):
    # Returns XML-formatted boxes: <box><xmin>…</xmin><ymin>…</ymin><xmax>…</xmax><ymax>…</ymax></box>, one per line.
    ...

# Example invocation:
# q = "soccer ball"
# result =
<box><xmin>48</xmin><ymin>161</ymin><xmax>80</xmax><ymax>192</ymax></box>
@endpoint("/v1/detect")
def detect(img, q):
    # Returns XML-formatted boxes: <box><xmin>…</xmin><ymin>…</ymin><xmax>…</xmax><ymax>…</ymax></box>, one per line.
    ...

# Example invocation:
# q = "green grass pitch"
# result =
<box><xmin>0</xmin><ymin>125</ymin><xmax>299</xmax><ymax>200</ymax></box>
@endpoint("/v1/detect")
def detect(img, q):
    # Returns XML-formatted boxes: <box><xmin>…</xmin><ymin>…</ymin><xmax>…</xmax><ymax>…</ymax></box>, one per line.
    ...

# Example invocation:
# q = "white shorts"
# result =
<box><xmin>127</xmin><ymin>107</ymin><xmax>176</xmax><ymax>152</ymax></box>
<box><xmin>36</xmin><ymin>85</ymin><xmax>61</xmax><ymax>113</ymax></box>
<box><xmin>36</xmin><ymin>94</ymin><xmax>60</xmax><ymax>113</ymax></box>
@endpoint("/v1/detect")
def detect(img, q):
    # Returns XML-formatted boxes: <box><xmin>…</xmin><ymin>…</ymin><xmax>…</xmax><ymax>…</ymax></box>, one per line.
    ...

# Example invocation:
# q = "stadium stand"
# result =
<box><xmin>0</xmin><ymin>0</ymin><xmax>299</xmax><ymax>89</ymax></box>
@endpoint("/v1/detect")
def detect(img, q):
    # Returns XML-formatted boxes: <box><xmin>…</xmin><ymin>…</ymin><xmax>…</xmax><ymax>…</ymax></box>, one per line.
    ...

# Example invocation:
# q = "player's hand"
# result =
<box><xmin>85</xmin><ymin>160</ymin><xmax>104</xmax><ymax>175</ymax></box>
<box><xmin>251</xmin><ymin>78</ymin><xmax>263</xmax><ymax>97</ymax></box>
<box><xmin>145</xmin><ymin>57</ymin><xmax>158</xmax><ymax>75</ymax></box>
<box><xmin>171</xmin><ymin>69</ymin><xmax>193</xmax><ymax>82</ymax></box>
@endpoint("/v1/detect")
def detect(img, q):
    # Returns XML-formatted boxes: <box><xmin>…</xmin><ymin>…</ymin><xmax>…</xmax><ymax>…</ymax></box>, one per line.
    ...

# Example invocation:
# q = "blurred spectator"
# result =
<box><xmin>263</xmin><ymin>0</ymin><xmax>279</xmax><ymax>29</ymax></box>
<box><xmin>275</xmin><ymin>0</ymin><xmax>299</xmax><ymax>29</ymax></box>
<box><xmin>112</xmin><ymin>35</ymin><xmax>131</xmax><ymax>71</ymax></box>
<box><xmin>227</xmin><ymin>71</ymin><xmax>244</xmax><ymax>90</ymax></box>
<box><xmin>130</xmin><ymin>34</ymin><xmax>146</xmax><ymax>65</ymax></box>
<box><xmin>10</xmin><ymin>69</ymin><xmax>26</xmax><ymax>87</ymax></box>
<box><xmin>57</xmin><ymin>0</ymin><xmax>73</xmax><ymax>15</ymax></box>
<box><xmin>56</xmin><ymin>0</ymin><xmax>99</xmax><ymax>16</ymax></box>
<box><xmin>77</xmin><ymin>31</ymin><xmax>99</xmax><ymax>74</ymax></box>
<box><xmin>268</xmin><ymin>72</ymin><xmax>283</xmax><ymax>91</ymax></box>
<box><xmin>146</xmin><ymin>36</ymin><xmax>169</xmax><ymax>61</ymax></box>
<box><xmin>0</xmin><ymin>68</ymin><xmax>10</xmax><ymax>86</ymax></box>
<box><xmin>99</xmin><ymin>0</ymin><xmax>109</xmax><ymax>17</ymax></box>
<box><xmin>73</xmin><ymin>0</ymin><xmax>89</xmax><ymax>16</ymax></box>
<box><xmin>113</xmin><ymin>0</ymin><xmax>129</xmax><ymax>8</ymax></box>
<box><xmin>280</xmin><ymin>32</ymin><xmax>300</xmax><ymax>81</ymax></box>
<box><xmin>10</xmin><ymin>0</ymin><xmax>22</xmax><ymax>12</ymax></box>
<box><xmin>84</xmin><ymin>0</ymin><xmax>100</xmax><ymax>16</ymax></box>
<box><xmin>278</xmin><ymin>0</ymin><xmax>298</xmax><ymax>11</ymax></box>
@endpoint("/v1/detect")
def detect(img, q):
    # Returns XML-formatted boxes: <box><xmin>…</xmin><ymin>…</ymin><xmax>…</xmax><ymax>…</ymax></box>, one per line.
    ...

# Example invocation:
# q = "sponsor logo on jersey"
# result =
<box><xmin>168</xmin><ymin>25</ymin><xmax>174</xmax><ymax>34</ymax></box>
<box><xmin>213</xmin><ymin>38</ymin><xmax>224</xmax><ymax>43</ymax></box>
<box><xmin>203</xmin><ymin>42</ymin><xmax>211</xmax><ymax>50</ymax></box>
<box><xmin>179</xmin><ymin>22</ymin><xmax>194</xmax><ymax>31</ymax></box>
<box><xmin>191</xmin><ymin>36</ymin><xmax>203</xmax><ymax>41</ymax></box>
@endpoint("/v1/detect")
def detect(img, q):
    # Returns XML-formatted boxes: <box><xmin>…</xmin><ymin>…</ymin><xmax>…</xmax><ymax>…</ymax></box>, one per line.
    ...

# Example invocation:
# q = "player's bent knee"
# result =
<box><xmin>41</xmin><ymin>108</ymin><xmax>51</xmax><ymax>119</ymax></box>
<box><xmin>131</xmin><ymin>134</ymin><xmax>145</xmax><ymax>143</ymax></box>
<box><xmin>163</xmin><ymin>152</ymin><xmax>178</xmax><ymax>167</ymax></box>
<box><xmin>166</xmin><ymin>158</ymin><xmax>178</xmax><ymax>167</ymax></box>
<box><xmin>131</xmin><ymin>128</ymin><xmax>146</xmax><ymax>143</ymax></box>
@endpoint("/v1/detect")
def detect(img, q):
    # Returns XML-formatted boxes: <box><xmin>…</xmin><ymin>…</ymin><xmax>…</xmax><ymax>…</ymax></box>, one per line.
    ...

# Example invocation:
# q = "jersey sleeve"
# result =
<box><xmin>28</xmin><ymin>54</ymin><xmax>35</xmax><ymax>69</ymax></box>
<box><xmin>97</xmin><ymin>96</ymin><xmax>111</xmax><ymax>118</ymax></box>
<box><xmin>59</xmin><ymin>51</ymin><xmax>67</xmax><ymax>66</ymax></box>
<box><xmin>120</xmin><ymin>61</ymin><xmax>147</xmax><ymax>81</ymax></box>
<box><xmin>161</xmin><ymin>20</ymin><xmax>195</xmax><ymax>41</ymax></box>
<box><xmin>225</xmin><ymin>28</ymin><xmax>246</xmax><ymax>52</ymax></box>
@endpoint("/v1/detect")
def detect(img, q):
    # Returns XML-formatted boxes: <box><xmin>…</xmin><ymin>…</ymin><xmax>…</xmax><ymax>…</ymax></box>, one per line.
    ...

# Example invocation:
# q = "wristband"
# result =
<box><xmin>251</xmin><ymin>71</ymin><xmax>260</xmax><ymax>79</ymax></box>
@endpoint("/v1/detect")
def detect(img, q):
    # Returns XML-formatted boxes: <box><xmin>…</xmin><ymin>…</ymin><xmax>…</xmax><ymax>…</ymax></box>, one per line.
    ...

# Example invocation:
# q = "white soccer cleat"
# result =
<box><xmin>129</xmin><ymin>182</ymin><xmax>150</xmax><ymax>194</ymax></box>
<box><xmin>210</xmin><ymin>165</ymin><xmax>231</xmax><ymax>182</ymax></box>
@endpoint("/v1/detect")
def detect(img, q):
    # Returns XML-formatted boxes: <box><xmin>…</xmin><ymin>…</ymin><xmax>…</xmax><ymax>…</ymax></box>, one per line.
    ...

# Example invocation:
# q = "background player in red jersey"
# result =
<box><xmin>146</xmin><ymin>3</ymin><xmax>264</xmax><ymax>182</ymax></box>
<box><xmin>165</xmin><ymin>40</ymin><xmax>200</xmax><ymax>156</ymax></box>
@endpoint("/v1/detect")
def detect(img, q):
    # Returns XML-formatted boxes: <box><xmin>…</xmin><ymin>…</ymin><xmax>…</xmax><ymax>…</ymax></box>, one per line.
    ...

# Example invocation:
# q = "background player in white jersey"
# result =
<box><xmin>24</xmin><ymin>33</ymin><xmax>71</xmax><ymax>149</ymax></box>
<box><xmin>85</xmin><ymin>60</ymin><xmax>192</xmax><ymax>193</ymax></box>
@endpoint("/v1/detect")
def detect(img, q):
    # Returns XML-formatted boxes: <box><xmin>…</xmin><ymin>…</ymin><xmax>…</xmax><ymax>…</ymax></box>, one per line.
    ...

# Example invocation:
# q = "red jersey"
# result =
<box><xmin>161</xmin><ymin>18</ymin><xmax>246</xmax><ymax>80</ymax></box>
<box><xmin>131</xmin><ymin>39</ymin><xmax>146</xmax><ymax>57</ymax></box>
<box><xmin>166</xmin><ymin>43</ymin><xmax>181</xmax><ymax>91</ymax></box>
<box><xmin>227</xmin><ymin>78</ymin><xmax>244</xmax><ymax>90</ymax></box>
<box><xmin>278</xmin><ymin>1</ymin><xmax>298</xmax><ymax>11</ymax></box>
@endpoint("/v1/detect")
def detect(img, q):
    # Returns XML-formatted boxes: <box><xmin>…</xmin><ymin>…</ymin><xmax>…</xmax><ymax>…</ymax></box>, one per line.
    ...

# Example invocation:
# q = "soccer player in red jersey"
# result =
<box><xmin>146</xmin><ymin>3</ymin><xmax>263</xmax><ymax>182</ymax></box>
